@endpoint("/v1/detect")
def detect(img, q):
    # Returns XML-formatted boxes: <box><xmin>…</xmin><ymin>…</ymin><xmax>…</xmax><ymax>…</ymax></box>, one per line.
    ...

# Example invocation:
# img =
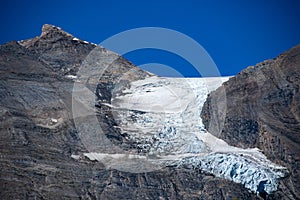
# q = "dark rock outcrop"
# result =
<box><xmin>0</xmin><ymin>25</ymin><xmax>259</xmax><ymax>199</ymax></box>
<box><xmin>201</xmin><ymin>44</ymin><xmax>300</xmax><ymax>199</ymax></box>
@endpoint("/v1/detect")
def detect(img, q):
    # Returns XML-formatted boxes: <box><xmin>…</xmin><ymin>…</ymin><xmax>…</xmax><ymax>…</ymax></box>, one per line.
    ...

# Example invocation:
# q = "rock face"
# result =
<box><xmin>201</xmin><ymin>44</ymin><xmax>300</xmax><ymax>199</ymax></box>
<box><xmin>0</xmin><ymin>24</ymin><xmax>261</xmax><ymax>199</ymax></box>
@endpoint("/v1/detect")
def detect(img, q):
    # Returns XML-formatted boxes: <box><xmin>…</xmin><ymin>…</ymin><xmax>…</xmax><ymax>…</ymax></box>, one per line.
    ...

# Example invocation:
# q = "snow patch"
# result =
<box><xmin>65</xmin><ymin>75</ymin><xmax>77</xmax><ymax>79</ymax></box>
<box><xmin>71</xmin><ymin>154</ymin><xmax>80</xmax><ymax>160</ymax></box>
<box><xmin>50</xmin><ymin>118</ymin><xmax>58</xmax><ymax>123</ymax></box>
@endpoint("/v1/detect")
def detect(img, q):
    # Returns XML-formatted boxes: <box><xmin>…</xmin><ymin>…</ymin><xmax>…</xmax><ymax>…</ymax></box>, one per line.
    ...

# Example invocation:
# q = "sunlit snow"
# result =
<box><xmin>65</xmin><ymin>75</ymin><xmax>77</xmax><ymax>79</ymax></box>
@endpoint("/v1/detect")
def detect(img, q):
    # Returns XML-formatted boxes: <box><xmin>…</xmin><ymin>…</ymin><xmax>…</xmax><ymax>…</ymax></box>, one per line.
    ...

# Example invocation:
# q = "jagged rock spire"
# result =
<box><xmin>18</xmin><ymin>24</ymin><xmax>78</xmax><ymax>49</ymax></box>
<box><xmin>41</xmin><ymin>24</ymin><xmax>73</xmax><ymax>37</ymax></box>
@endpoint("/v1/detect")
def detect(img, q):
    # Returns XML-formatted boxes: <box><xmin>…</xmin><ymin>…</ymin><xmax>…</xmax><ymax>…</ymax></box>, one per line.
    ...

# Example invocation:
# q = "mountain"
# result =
<box><xmin>0</xmin><ymin>24</ymin><xmax>298</xmax><ymax>200</ymax></box>
<box><xmin>201</xmin><ymin>44</ymin><xmax>300</xmax><ymax>199</ymax></box>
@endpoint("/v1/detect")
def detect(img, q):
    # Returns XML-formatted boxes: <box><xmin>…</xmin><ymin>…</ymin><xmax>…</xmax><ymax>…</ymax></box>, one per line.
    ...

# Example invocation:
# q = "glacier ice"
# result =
<box><xmin>84</xmin><ymin>76</ymin><xmax>288</xmax><ymax>194</ymax></box>
<box><xmin>171</xmin><ymin>153</ymin><xmax>287</xmax><ymax>194</ymax></box>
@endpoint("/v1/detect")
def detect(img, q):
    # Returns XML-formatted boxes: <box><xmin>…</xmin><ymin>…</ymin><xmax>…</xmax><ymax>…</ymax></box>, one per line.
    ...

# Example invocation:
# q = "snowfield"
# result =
<box><xmin>83</xmin><ymin>76</ymin><xmax>288</xmax><ymax>194</ymax></box>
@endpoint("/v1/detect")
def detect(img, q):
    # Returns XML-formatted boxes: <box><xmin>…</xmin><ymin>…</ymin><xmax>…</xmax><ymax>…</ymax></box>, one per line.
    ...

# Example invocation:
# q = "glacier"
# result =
<box><xmin>83</xmin><ymin>76</ymin><xmax>288</xmax><ymax>195</ymax></box>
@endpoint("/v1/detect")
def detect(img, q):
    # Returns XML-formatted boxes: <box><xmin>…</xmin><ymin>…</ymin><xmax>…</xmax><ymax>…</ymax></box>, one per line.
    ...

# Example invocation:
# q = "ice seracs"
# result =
<box><xmin>172</xmin><ymin>153</ymin><xmax>287</xmax><ymax>194</ymax></box>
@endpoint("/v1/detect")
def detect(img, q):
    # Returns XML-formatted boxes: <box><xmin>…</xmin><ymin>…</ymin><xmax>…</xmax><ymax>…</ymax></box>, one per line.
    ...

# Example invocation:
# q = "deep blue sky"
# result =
<box><xmin>1</xmin><ymin>0</ymin><xmax>299</xmax><ymax>77</ymax></box>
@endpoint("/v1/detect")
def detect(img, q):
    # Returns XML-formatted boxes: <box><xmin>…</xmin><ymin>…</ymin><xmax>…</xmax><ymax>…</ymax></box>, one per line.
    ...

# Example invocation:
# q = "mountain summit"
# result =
<box><xmin>41</xmin><ymin>24</ymin><xmax>69</xmax><ymax>36</ymax></box>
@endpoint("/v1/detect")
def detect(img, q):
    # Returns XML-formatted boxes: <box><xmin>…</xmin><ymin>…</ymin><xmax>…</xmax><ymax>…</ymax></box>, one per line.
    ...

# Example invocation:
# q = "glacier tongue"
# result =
<box><xmin>86</xmin><ymin>76</ymin><xmax>288</xmax><ymax>194</ymax></box>
<box><xmin>171</xmin><ymin>153</ymin><xmax>287</xmax><ymax>194</ymax></box>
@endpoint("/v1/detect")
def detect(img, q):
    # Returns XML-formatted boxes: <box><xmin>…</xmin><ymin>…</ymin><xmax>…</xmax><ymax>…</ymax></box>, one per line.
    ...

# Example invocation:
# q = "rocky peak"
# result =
<box><xmin>16</xmin><ymin>24</ymin><xmax>97</xmax><ymax>74</ymax></box>
<box><xmin>19</xmin><ymin>24</ymin><xmax>81</xmax><ymax>50</ymax></box>
<box><xmin>40</xmin><ymin>24</ymin><xmax>73</xmax><ymax>38</ymax></box>
<box><xmin>41</xmin><ymin>24</ymin><xmax>61</xmax><ymax>35</ymax></box>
